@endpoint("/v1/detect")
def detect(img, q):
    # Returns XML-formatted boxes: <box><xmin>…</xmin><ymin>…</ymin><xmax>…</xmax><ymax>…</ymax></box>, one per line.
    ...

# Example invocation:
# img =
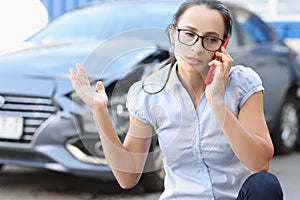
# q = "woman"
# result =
<box><xmin>69</xmin><ymin>0</ymin><xmax>283</xmax><ymax>199</ymax></box>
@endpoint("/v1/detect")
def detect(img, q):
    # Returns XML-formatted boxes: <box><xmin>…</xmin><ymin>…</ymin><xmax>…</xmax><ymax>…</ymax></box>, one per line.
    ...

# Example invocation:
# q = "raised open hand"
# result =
<box><xmin>69</xmin><ymin>64</ymin><xmax>108</xmax><ymax>110</ymax></box>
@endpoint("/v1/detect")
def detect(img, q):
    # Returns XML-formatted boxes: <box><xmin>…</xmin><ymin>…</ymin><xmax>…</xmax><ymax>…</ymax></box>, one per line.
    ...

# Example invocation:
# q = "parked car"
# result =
<box><xmin>113</xmin><ymin>1</ymin><xmax>300</xmax><ymax>155</ymax></box>
<box><xmin>0</xmin><ymin>0</ymin><xmax>175</xmax><ymax>192</ymax></box>
<box><xmin>0</xmin><ymin>0</ymin><xmax>299</xmax><ymax>192</ymax></box>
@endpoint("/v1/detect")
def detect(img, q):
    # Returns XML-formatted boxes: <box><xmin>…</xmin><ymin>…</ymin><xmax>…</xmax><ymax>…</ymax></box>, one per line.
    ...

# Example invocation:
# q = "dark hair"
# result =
<box><xmin>165</xmin><ymin>0</ymin><xmax>233</xmax><ymax>67</ymax></box>
<box><xmin>173</xmin><ymin>0</ymin><xmax>232</xmax><ymax>37</ymax></box>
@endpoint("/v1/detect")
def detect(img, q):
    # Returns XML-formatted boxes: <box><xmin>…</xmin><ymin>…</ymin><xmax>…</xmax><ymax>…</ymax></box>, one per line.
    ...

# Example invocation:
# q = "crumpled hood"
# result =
<box><xmin>0</xmin><ymin>38</ymin><xmax>160</xmax><ymax>99</ymax></box>
<box><xmin>0</xmin><ymin>37</ymin><xmax>159</xmax><ymax>82</ymax></box>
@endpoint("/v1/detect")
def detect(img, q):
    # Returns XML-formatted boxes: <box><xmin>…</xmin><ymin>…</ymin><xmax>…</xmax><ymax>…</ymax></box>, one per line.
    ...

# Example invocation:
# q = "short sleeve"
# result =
<box><xmin>228</xmin><ymin>65</ymin><xmax>264</xmax><ymax>109</ymax></box>
<box><xmin>126</xmin><ymin>80</ymin><xmax>154</xmax><ymax>125</ymax></box>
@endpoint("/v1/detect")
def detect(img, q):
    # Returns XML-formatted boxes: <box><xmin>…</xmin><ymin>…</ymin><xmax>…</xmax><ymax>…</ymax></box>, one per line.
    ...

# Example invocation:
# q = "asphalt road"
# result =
<box><xmin>0</xmin><ymin>153</ymin><xmax>299</xmax><ymax>200</ymax></box>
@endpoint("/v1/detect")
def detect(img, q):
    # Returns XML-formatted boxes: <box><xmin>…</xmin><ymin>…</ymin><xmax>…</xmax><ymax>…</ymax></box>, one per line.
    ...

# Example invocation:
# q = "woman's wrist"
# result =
<box><xmin>208</xmin><ymin>96</ymin><xmax>225</xmax><ymax>111</ymax></box>
<box><xmin>206</xmin><ymin>89</ymin><xmax>223</xmax><ymax>103</ymax></box>
<box><xmin>92</xmin><ymin>102</ymin><xmax>108</xmax><ymax>117</ymax></box>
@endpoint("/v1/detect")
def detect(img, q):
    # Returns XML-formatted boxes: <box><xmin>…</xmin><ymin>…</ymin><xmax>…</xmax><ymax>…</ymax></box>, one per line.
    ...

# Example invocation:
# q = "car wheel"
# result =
<box><xmin>273</xmin><ymin>94</ymin><xmax>300</xmax><ymax>154</ymax></box>
<box><xmin>140</xmin><ymin>139</ymin><xmax>165</xmax><ymax>192</ymax></box>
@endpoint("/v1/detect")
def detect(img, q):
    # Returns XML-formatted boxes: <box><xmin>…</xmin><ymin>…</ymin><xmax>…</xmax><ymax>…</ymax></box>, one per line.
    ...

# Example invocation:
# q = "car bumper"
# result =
<box><xmin>0</xmin><ymin>112</ymin><xmax>114</xmax><ymax>181</ymax></box>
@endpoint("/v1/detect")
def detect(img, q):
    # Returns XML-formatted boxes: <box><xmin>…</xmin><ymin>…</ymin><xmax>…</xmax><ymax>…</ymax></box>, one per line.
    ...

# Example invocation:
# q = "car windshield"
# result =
<box><xmin>233</xmin><ymin>7</ymin><xmax>274</xmax><ymax>43</ymax></box>
<box><xmin>28</xmin><ymin>2</ymin><xmax>176</xmax><ymax>44</ymax></box>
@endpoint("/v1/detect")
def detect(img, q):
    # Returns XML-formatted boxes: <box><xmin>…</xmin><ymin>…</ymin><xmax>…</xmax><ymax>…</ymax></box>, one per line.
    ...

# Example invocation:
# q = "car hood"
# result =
<box><xmin>0</xmin><ymin>41</ymin><xmax>98</xmax><ymax>79</ymax></box>
<box><xmin>0</xmin><ymin>37</ymin><xmax>160</xmax><ymax>81</ymax></box>
<box><xmin>0</xmin><ymin>38</ymin><xmax>160</xmax><ymax>100</ymax></box>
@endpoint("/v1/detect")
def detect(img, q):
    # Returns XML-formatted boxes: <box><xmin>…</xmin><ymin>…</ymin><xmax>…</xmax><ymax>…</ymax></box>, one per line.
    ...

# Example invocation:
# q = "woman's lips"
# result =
<box><xmin>185</xmin><ymin>56</ymin><xmax>203</xmax><ymax>65</ymax></box>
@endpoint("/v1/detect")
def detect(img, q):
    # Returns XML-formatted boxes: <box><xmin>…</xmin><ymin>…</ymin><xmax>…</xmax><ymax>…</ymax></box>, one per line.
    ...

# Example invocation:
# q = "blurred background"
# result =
<box><xmin>1</xmin><ymin>0</ymin><xmax>299</xmax><ymax>55</ymax></box>
<box><xmin>0</xmin><ymin>0</ymin><xmax>299</xmax><ymax>199</ymax></box>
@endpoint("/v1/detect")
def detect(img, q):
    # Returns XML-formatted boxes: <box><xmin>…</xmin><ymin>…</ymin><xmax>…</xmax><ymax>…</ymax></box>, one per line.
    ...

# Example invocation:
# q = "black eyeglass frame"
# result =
<box><xmin>173</xmin><ymin>24</ymin><xmax>225</xmax><ymax>52</ymax></box>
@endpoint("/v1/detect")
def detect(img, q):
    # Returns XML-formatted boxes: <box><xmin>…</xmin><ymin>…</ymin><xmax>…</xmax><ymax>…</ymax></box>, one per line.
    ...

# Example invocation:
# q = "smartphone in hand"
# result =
<box><xmin>205</xmin><ymin>36</ymin><xmax>230</xmax><ymax>85</ymax></box>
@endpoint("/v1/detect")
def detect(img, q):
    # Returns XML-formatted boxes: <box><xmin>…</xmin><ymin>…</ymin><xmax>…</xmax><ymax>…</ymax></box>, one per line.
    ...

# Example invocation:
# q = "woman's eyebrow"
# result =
<box><xmin>204</xmin><ymin>31</ymin><xmax>222</xmax><ymax>37</ymax></box>
<box><xmin>179</xmin><ymin>25</ymin><xmax>221</xmax><ymax>37</ymax></box>
<box><xmin>180</xmin><ymin>25</ymin><xmax>198</xmax><ymax>32</ymax></box>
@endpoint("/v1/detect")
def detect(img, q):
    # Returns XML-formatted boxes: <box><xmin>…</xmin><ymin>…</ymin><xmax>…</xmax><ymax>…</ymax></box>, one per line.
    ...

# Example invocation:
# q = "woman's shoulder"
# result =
<box><xmin>228</xmin><ymin>65</ymin><xmax>262</xmax><ymax>86</ymax></box>
<box><xmin>226</xmin><ymin>65</ymin><xmax>264</xmax><ymax>109</ymax></box>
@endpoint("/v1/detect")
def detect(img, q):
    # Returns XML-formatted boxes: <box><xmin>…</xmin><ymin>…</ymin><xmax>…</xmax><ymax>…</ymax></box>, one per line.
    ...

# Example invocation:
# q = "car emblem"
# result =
<box><xmin>0</xmin><ymin>95</ymin><xmax>5</xmax><ymax>108</ymax></box>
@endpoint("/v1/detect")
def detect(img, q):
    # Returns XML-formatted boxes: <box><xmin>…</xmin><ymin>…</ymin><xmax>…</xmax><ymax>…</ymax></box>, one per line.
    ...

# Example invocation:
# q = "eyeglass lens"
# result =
<box><xmin>178</xmin><ymin>29</ymin><xmax>223</xmax><ymax>51</ymax></box>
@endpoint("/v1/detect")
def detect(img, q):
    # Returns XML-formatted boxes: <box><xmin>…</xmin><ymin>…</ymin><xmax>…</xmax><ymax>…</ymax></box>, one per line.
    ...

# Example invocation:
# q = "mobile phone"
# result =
<box><xmin>205</xmin><ymin>36</ymin><xmax>230</xmax><ymax>85</ymax></box>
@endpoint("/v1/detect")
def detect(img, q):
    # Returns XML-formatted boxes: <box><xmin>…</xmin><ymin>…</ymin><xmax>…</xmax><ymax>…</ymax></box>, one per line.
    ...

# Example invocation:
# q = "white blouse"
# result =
<box><xmin>126</xmin><ymin>63</ymin><xmax>264</xmax><ymax>200</ymax></box>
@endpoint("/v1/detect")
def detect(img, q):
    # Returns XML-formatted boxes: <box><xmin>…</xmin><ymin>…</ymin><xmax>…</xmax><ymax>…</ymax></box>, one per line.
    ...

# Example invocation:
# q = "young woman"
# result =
<box><xmin>69</xmin><ymin>0</ymin><xmax>283</xmax><ymax>199</ymax></box>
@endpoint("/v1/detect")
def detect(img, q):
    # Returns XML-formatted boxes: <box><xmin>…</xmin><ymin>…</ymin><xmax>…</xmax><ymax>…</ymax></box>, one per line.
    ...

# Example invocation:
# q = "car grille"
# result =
<box><xmin>0</xmin><ymin>94</ymin><xmax>57</xmax><ymax>143</ymax></box>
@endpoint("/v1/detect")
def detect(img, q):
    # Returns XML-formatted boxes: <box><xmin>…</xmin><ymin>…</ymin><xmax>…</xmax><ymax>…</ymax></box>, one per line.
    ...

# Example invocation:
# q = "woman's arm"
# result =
<box><xmin>93</xmin><ymin>105</ymin><xmax>153</xmax><ymax>188</ymax></box>
<box><xmin>206</xmin><ymin>48</ymin><xmax>273</xmax><ymax>173</ymax></box>
<box><xmin>209</xmin><ymin>91</ymin><xmax>273</xmax><ymax>173</ymax></box>
<box><xmin>69</xmin><ymin>64</ymin><xmax>153</xmax><ymax>189</ymax></box>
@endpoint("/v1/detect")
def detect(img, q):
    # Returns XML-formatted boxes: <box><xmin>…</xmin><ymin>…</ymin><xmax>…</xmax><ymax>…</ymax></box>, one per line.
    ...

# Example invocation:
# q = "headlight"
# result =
<box><xmin>81</xmin><ymin>109</ymin><xmax>98</xmax><ymax>133</ymax></box>
<box><xmin>69</xmin><ymin>92</ymin><xmax>98</xmax><ymax>134</ymax></box>
<box><xmin>69</xmin><ymin>91</ymin><xmax>129</xmax><ymax>135</ymax></box>
<box><xmin>109</xmin><ymin>91</ymin><xmax>129</xmax><ymax>136</ymax></box>
<box><xmin>68</xmin><ymin>80</ymin><xmax>130</xmax><ymax>136</ymax></box>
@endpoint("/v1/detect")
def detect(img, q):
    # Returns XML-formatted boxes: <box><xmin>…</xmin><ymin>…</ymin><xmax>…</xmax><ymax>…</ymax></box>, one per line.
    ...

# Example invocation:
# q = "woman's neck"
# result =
<box><xmin>177</xmin><ymin>65</ymin><xmax>206</xmax><ymax>107</ymax></box>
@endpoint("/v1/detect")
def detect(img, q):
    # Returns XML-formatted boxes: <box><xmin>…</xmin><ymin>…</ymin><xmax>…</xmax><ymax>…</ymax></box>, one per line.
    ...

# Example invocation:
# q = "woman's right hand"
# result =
<box><xmin>69</xmin><ymin>64</ymin><xmax>108</xmax><ymax>110</ymax></box>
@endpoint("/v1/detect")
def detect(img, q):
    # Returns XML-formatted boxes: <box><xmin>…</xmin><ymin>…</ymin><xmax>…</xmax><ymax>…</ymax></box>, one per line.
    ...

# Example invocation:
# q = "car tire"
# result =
<box><xmin>273</xmin><ymin>93</ymin><xmax>300</xmax><ymax>154</ymax></box>
<box><xmin>139</xmin><ymin>141</ymin><xmax>165</xmax><ymax>192</ymax></box>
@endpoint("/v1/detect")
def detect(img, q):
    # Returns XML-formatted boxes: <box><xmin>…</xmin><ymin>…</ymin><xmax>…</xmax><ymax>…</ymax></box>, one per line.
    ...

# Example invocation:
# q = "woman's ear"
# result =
<box><xmin>169</xmin><ymin>24</ymin><xmax>176</xmax><ymax>45</ymax></box>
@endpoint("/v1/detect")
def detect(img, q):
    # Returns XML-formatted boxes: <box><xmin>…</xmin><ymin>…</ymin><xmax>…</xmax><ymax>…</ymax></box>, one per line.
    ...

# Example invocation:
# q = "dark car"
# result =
<box><xmin>0</xmin><ymin>0</ymin><xmax>299</xmax><ymax>192</ymax></box>
<box><xmin>114</xmin><ymin>2</ymin><xmax>300</xmax><ymax>155</ymax></box>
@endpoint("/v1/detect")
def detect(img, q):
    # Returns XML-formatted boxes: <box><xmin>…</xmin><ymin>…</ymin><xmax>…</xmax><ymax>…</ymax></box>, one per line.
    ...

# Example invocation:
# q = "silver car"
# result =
<box><xmin>0</xmin><ymin>0</ymin><xmax>299</xmax><ymax>192</ymax></box>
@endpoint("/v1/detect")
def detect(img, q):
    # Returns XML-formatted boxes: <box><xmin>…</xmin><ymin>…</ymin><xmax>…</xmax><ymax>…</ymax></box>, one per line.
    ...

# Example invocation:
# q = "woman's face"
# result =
<box><xmin>170</xmin><ymin>5</ymin><xmax>225</xmax><ymax>75</ymax></box>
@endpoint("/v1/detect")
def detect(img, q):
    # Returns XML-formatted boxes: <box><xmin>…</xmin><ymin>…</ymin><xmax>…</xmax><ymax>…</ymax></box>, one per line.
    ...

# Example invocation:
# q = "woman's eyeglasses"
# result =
<box><xmin>173</xmin><ymin>25</ymin><xmax>224</xmax><ymax>52</ymax></box>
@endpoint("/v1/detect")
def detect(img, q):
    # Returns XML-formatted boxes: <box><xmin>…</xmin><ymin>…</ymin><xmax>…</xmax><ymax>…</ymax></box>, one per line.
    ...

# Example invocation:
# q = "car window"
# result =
<box><xmin>233</xmin><ymin>7</ymin><xmax>273</xmax><ymax>44</ymax></box>
<box><xmin>29</xmin><ymin>6</ymin><xmax>113</xmax><ymax>43</ymax></box>
<box><xmin>109</xmin><ymin>3</ymin><xmax>175</xmax><ymax>35</ymax></box>
<box><xmin>28</xmin><ymin>3</ymin><xmax>176</xmax><ymax>44</ymax></box>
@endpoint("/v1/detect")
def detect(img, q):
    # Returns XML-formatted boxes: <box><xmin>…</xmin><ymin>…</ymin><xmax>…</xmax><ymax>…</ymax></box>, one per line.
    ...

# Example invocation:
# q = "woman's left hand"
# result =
<box><xmin>205</xmin><ymin>46</ymin><xmax>233</xmax><ymax>104</ymax></box>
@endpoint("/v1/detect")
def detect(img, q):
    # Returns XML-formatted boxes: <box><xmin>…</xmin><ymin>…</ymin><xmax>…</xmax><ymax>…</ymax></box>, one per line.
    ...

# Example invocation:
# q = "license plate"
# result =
<box><xmin>0</xmin><ymin>115</ymin><xmax>23</xmax><ymax>139</ymax></box>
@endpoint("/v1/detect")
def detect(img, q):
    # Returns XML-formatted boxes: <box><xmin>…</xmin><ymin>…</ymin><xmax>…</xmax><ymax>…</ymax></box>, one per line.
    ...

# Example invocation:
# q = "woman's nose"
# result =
<box><xmin>191</xmin><ymin>39</ymin><xmax>205</xmax><ymax>52</ymax></box>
